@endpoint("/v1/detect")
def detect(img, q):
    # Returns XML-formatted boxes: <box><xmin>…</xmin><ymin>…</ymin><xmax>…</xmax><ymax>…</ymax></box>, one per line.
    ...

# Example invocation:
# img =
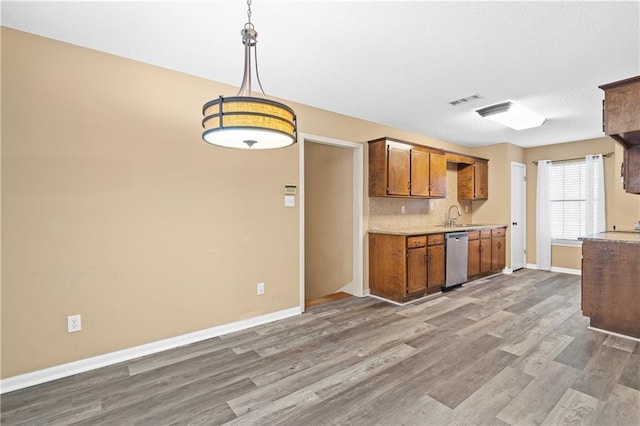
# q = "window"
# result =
<box><xmin>548</xmin><ymin>161</ymin><xmax>591</xmax><ymax>242</ymax></box>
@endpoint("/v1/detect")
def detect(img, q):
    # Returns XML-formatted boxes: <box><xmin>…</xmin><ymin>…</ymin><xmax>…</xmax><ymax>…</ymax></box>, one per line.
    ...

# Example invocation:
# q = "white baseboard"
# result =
<box><xmin>551</xmin><ymin>266</ymin><xmax>581</xmax><ymax>276</ymax></box>
<box><xmin>587</xmin><ymin>326</ymin><xmax>640</xmax><ymax>343</ymax></box>
<box><xmin>0</xmin><ymin>306</ymin><xmax>302</xmax><ymax>394</ymax></box>
<box><xmin>525</xmin><ymin>263</ymin><xmax>581</xmax><ymax>276</ymax></box>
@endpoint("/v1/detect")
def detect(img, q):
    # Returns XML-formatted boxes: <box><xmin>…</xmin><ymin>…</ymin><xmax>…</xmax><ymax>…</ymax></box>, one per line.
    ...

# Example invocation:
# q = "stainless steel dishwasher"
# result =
<box><xmin>445</xmin><ymin>232</ymin><xmax>468</xmax><ymax>288</ymax></box>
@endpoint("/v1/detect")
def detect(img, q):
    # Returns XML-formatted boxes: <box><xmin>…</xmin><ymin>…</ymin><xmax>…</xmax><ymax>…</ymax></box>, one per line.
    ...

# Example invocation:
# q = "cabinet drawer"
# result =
<box><xmin>492</xmin><ymin>227</ymin><xmax>506</xmax><ymax>237</ymax></box>
<box><xmin>427</xmin><ymin>234</ymin><xmax>445</xmax><ymax>245</ymax></box>
<box><xmin>480</xmin><ymin>229</ymin><xmax>492</xmax><ymax>239</ymax></box>
<box><xmin>407</xmin><ymin>236</ymin><xmax>426</xmax><ymax>248</ymax></box>
<box><xmin>467</xmin><ymin>230</ymin><xmax>480</xmax><ymax>240</ymax></box>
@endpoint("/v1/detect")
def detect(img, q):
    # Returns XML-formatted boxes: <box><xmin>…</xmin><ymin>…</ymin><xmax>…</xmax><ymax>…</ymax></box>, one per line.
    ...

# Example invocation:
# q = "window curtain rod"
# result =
<box><xmin>532</xmin><ymin>152</ymin><xmax>613</xmax><ymax>166</ymax></box>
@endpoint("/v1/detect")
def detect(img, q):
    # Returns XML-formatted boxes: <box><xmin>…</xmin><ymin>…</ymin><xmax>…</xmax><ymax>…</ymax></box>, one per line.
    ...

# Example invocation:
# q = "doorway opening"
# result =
<box><xmin>298</xmin><ymin>134</ymin><xmax>363</xmax><ymax>312</ymax></box>
<box><xmin>510</xmin><ymin>162</ymin><xmax>527</xmax><ymax>271</ymax></box>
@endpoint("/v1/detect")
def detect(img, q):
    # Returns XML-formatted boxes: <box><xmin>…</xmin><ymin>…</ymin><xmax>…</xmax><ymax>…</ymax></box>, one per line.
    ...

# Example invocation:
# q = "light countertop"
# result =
<box><xmin>368</xmin><ymin>224</ymin><xmax>508</xmax><ymax>236</ymax></box>
<box><xmin>579</xmin><ymin>231</ymin><xmax>640</xmax><ymax>245</ymax></box>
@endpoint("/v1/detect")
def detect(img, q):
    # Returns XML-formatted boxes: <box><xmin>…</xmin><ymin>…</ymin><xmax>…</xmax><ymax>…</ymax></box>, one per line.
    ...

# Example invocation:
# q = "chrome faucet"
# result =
<box><xmin>446</xmin><ymin>205</ymin><xmax>463</xmax><ymax>226</ymax></box>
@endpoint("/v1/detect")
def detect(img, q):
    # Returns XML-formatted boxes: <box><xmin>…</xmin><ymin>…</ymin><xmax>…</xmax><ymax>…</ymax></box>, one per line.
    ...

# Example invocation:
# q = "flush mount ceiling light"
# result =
<box><xmin>201</xmin><ymin>0</ymin><xmax>297</xmax><ymax>149</ymax></box>
<box><xmin>476</xmin><ymin>101</ymin><xmax>545</xmax><ymax>131</ymax></box>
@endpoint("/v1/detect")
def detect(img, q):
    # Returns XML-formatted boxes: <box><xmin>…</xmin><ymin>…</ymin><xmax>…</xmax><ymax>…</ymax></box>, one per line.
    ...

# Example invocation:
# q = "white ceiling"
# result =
<box><xmin>2</xmin><ymin>0</ymin><xmax>639</xmax><ymax>148</ymax></box>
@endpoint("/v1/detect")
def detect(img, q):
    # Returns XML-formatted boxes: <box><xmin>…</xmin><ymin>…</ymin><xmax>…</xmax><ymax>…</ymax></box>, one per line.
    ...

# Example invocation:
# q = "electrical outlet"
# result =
<box><xmin>401</xmin><ymin>205</ymin><xmax>405</xmax><ymax>214</ymax></box>
<box><xmin>465</xmin><ymin>205</ymin><xmax>469</xmax><ymax>213</ymax></box>
<box><xmin>430</xmin><ymin>201</ymin><xmax>435</xmax><ymax>210</ymax></box>
<box><xmin>257</xmin><ymin>282</ymin><xmax>265</xmax><ymax>295</ymax></box>
<box><xmin>67</xmin><ymin>314</ymin><xmax>82</xmax><ymax>333</ymax></box>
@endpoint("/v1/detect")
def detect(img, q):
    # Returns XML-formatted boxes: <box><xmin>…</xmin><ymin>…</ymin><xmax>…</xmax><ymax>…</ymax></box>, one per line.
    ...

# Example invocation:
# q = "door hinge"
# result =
<box><xmin>523</xmin><ymin>249</ymin><xmax>527</xmax><ymax>254</ymax></box>
<box><xmin>523</xmin><ymin>176</ymin><xmax>528</xmax><ymax>182</ymax></box>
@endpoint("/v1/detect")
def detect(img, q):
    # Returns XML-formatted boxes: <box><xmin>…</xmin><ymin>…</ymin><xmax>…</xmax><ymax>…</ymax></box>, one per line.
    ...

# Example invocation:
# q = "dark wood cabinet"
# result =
<box><xmin>622</xmin><ymin>145</ymin><xmax>640</xmax><ymax>194</ymax></box>
<box><xmin>467</xmin><ymin>227</ymin><xmax>506</xmax><ymax>279</ymax></box>
<box><xmin>410</xmin><ymin>149</ymin><xmax>429</xmax><ymax>196</ymax></box>
<box><xmin>600</xmin><ymin>75</ymin><xmax>640</xmax><ymax>147</ymax></box>
<box><xmin>369</xmin><ymin>233</ymin><xmax>444</xmax><ymax>303</ymax></box>
<box><xmin>427</xmin><ymin>234</ymin><xmax>445</xmax><ymax>289</ymax></box>
<box><xmin>491</xmin><ymin>228</ymin><xmax>506</xmax><ymax>273</ymax></box>
<box><xmin>479</xmin><ymin>229</ymin><xmax>492</xmax><ymax>274</ymax></box>
<box><xmin>368</xmin><ymin>138</ymin><xmax>446</xmax><ymax>198</ymax></box>
<box><xmin>467</xmin><ymin>231</ymin><xmax>480</xmax><ymax>277</ymax></box>
<box><xmin>600</xmin><ymin>75</ymin><xmax>640</xmax><ymax>194</ymax></box>
<box><xmin>458</xmin><ymin>160</ymin><xmax>488</xmax><ymax>200</ymax></box>
<box><xmin>581</xmin><ymin>238</ymin><xmax>640</xmax><ymax>338</ymax></box>
<box><xmin>387</xmin><ymin>144</ymin><xmax>410</xmax><ymax>196</ymax></box>
<box><xmin>406</xmin><ymin>237</ymin><xmax>427</xmax><ymax>296</ymax></box>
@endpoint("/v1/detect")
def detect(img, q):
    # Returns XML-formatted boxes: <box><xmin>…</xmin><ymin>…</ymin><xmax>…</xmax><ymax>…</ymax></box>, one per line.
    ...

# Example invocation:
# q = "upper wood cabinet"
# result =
<box><xmin>457</xmin><ymin>160</ymin><xmax>489</xmax><ymax>200</ymax></box>
<box><xmin>600</xmin><ymin>76</ymin><xmax>640</xmax><ymax>195</ymax></box>
<box><xmin>599</xmin><ymin>75</ymin><xmax>640</xmax><ymax>147</ymax></box>
<box><xmin>368</xmin><ymin>138</ymin><xmax>446</xmax><ymax>198</ymax></box>
<box><xmin>623</xmin><ymin>146</ymin><xmax>640</xmax><ymax>194</ymax></box>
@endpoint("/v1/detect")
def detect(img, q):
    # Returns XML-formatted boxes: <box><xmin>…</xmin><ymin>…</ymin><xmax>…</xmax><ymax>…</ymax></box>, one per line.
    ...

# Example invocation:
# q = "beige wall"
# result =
<box><xmin>1</xmin><ymin>28</ymin><xmax>478</xmax><ymax>378</ymax></box>
<box><xmin>524</xmin><ymin>137</ymin><xmax>640</xmax><ymax>269</ymax></box>
<box><xmin>5</xmin><ymin>28</ymin><xmax>638</xmax><ymax>380</ymax></box>
<box><xmin>304</xmin><ymin>143</ymin><xmax>353</xmax><ymax>299</ymax></box>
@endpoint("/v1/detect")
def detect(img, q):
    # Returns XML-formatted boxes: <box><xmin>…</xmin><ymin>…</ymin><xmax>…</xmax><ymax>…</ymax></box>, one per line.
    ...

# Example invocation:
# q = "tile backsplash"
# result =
<box><xmin>369</xmin><ymin>164</ymin><xmax>472</xmax><ymax>229</ymax></box>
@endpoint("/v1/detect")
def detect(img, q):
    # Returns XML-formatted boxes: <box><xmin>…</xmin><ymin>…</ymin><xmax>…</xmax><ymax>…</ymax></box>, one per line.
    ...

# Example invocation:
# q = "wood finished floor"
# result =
<box><xmin>2</xmin><ymin>269</ymin><xmax>639</xmax><ymax>425</ymax></box>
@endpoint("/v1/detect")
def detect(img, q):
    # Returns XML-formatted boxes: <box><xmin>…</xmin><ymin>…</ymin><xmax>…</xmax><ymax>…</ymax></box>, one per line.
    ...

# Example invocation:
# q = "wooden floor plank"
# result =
<box><xmin>540</xmin><ymin>388</ymin><xmax>600</xmax><ymax>426</ymax></box>
<box><xmin>496</xmin><ymin>360</ymin><xmax>581</xmax><ymax>426</ymax></box>
<box><xmin>595</xmin><ymin>383</ymin><xmax>640</xmax><ymax>426</ymax></box>
<box><xmin>446</xmin><ymin>366</ymin><xmax>534</xmax><ymax>425</ymax></box>
<box><xmin>2</xmin><ymin>270</ymin><xmax>638</xmax><ymax>426</ymax></box>
<box><xmin>304</xmin><ymin>291</ymin><xmax>352</xmax><ymax>308</ymax></box>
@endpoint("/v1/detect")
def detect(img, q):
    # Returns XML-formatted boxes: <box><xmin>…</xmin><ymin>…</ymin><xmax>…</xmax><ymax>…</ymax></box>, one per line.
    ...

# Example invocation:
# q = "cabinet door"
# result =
<box><xmin>624</xmin><ymin>146</ymin><xmax>640</xmax><ymax>194</ymax></box>
<box><xmin>410</xmin><ymin>149</ymin><xmax>430</xmax><ymax>196</ymax></box>
<box><xmin>387</xmin><ymin>146</ymin><xmax>410</xmax><ymax>196</ymax></box>
<box><xmin>457</xmin><ymin>164</ymin><xmax>475</xmax><ymax>200</ymax></box>
<box><xmin>491</xmin><ymin>236</ymin><xmax>506</xmax><ymax>272</ymax></box>
<box><xmin>427</xmin><ymin>244</ymin><xmax>445</xmax><ymax>288</ymax></box>
<box><xmin>468</xmin><ymin>239</ymin><xmax>480</xmax><ymax>277</ymax></box>
<box><xmin>475</xmin><ymin>161</ymin><xmax>489</xmax><ymax>199</ymax></box>
<box><xmin>479</xmin><ymin>238</ymin><xmax>492</xmax><ymax>274</ymax></box>
<box><xmin>407</xmin><ymin>246</ymin><xmax>427</xmax><ymax>294</ymax></box>
<box><xmin>429</xmin><ymin>152</ymin><xmax>447</xmax><ymax>197</ymax></box>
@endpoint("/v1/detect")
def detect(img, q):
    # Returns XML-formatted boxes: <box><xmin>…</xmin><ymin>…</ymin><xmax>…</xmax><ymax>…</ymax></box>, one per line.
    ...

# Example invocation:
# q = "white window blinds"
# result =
<box><xmin>549</xmin><ymin>161</ymin><xmax>585</xmax><ymax>240</ymax></box>
<box><xmin>548</xmin><ymin>159</ymin><xmax>603</xmax><ymax>241</ymax></box>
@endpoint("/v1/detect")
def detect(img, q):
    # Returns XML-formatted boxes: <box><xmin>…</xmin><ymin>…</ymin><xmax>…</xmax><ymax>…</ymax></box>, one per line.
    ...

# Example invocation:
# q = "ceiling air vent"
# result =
<box><xmin>449</xmin><ymin>94</ymin><xmax>482</xmax><ymax>106</ymax></box>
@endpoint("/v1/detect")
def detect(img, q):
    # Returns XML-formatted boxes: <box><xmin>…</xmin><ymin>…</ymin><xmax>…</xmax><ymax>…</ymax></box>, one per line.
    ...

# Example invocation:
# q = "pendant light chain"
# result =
<box><xmin>246</xmin><ymin>0</ymin><xmax>252</xmax><ymax>26</ymax></box>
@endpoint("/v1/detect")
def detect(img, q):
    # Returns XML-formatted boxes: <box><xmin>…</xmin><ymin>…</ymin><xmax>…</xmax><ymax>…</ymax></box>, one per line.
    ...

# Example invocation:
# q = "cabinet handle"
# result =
<box><xmin>497</xmin><ymin>242</ymin><xmax>502</xmax><ymax>249</ymax></box>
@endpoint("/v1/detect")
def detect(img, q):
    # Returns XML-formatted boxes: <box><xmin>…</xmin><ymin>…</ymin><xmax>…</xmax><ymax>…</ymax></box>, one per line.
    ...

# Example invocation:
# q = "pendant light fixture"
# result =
<box><xmin>202</xmin><ymin>0</ymin><xmax>297</xmax><ymax>149</ymax></box>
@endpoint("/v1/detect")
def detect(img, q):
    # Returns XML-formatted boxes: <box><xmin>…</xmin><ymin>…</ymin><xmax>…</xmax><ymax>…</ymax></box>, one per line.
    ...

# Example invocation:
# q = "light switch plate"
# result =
<box><xmin>284</xmin><ymin>195</ymin><xmax>295</xmax><ymax>207</ymax></box>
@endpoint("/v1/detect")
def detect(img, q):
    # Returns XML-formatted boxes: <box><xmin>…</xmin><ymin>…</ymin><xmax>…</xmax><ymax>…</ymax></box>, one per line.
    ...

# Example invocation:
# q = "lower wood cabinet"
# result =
<box><xmin>467</xmin><ymin>227</ymin><xmax>506</xmax><ymax>280</ymax></box>
<box><xmin>582</xmin><ymin>239</ymin><xmax>640</xmax><ymax>338</ymax></box>
<box><xmin>369</xmin><ymin>233</ymin><xmax>445</xmax><ymax>303</ymax></box>
<box><xmin>369</xmin><ymin>227</ymin><xmax>506</xmax><ymax>303</ymax></box>
<box><xmin>491</xmin><ymin>228</ymin><xmax>506</xmax><ymax>272</ymax></box>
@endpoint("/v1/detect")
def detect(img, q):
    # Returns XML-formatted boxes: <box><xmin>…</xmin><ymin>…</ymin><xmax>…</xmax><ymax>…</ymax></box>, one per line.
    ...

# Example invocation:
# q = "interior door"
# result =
<box><xmin>510</xmin><ymin>162</ymin><xmax>526</xmax><ymax>271</ymax></box>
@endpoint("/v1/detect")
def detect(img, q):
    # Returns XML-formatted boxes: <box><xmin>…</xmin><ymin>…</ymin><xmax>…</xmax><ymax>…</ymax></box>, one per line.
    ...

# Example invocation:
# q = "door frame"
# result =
<box><xmin>510</xmin><ymin>161</ymin><xmax>527</xmax><ymax>272</ymax></box>
<box><xmin>298</xmin><ymin>133</ymin><xmax>364</xmax><ymax>312</ymax></box>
